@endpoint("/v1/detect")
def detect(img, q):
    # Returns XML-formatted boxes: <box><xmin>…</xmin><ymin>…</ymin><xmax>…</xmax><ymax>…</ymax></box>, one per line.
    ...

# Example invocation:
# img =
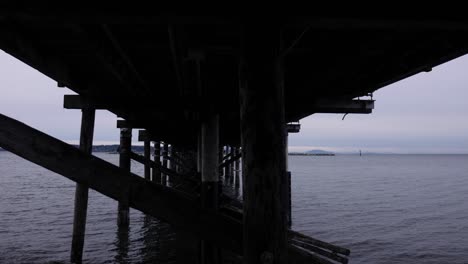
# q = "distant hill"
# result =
<box><xmin>0</xmin><ymin>145</ymin><xmax>143</xmax><ymax>153</ymax></box>
<box><xmin>305</xmin><ymin>149</ymin><xmax>335</xmax><ymax>155</ymax></box>
<box><xmin>70</xmin><ymin>144</ymin><xmax>147</xmax><ymax>153</ymax></box>
<box><xmin>289</xmin><ymin>149</ymin><xmax>335</xmax><ymax>156</ymax></box>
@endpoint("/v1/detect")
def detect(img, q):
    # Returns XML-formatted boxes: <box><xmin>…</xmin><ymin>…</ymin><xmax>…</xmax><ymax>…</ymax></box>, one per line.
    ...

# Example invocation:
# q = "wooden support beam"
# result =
<box><xmin>219</xmin><ymin>152</ymin><xmax>241</xmax><ymax>168</ymax></box>
<box><xmin>152</xmin><ymin>141</ymin><xmax>161</xmax><ymax>183</ymax></box>
<box><xmin>239</xmin><ymin>23</ymin><xmax>288</xmax><ymax>263</ymax></box>
<box><xmin>312</xmin><ymin>99</ymin><xmax>374</xmax><ymax>114</ymax></box>
<box><xmin>162</xmin><ymin>142</ymin><xmax>169</xmax><ymax>186</ymax></box>
<box><xmin>138</xmin><ymin>129</ymin><xmax>148</xmax><ymax>141</ymax></box>
<box><xmin>64</xmin><ymin>94</ymin><xmax>94</xmax><ymax>109</ymax></box>
<box><xmin>0</xmin><ymin>114</ymin><xmax>242</xmax><ymax>253</ymax></box>
<box><xmin>288</xmin><ymin>230</ymin><xmax>350</xmax><ymax>256</ymax></box>
<box><xmin>70</xmin><ymin>108</ymin><xmax>95</xmax><ymax>264</ymax></box>
<box><xmin>144</xmin><ymin>137</ymin><xmax>151</xmax><ymax>180</ymax></box>
<box><xmin>224</xmin><ymin>146</ymin><xmax>231</xmax><ymax>181</ymax></box>
<box><xmin>287</xmin><ymin>123</ymin><xmax>301</xmax><ymax>133</ymax></box>
<box><xmin>290</xmin><ymin>99</ymin><xmax>375</xmax><ymax>121</ymax></box>
<box><xmin>234</xmin><ymin>147</ymin><xmax>241</xmax><ymax>189</ymax></box>
<box><xmin>117</xmin><ymin>119</ymin><xmax>133</xmax><ymax>129</ymax></box>
<box><xmin>130</xmin><ymin>151</ymin><xmax>197</xmax><ymax>184</ymax></box>
<box><xmin>201</xmin><ymin>115</ymin><xmax>220</xmax><ymax>210</ymax></box>
<box><xmin>200</xmin><ymin>114</ymin><xmax>220</xmax><ymax>264</ymax></box>
<box><xmin>170</xmin><ymin>145</ymin><xmax>177</xmax><ymax>172</ymax></box>
<box><xmin>168</xmin><ymin>25</ymin><xmax>185</xmax><ymax>95</ymax></box>
<box><xmin>101</xmin><ymin>24</ymin><xmax>150</xmax><ymax>94</ymax></box>
<box><xmin>228</xmin><ymin>147</ymin><xmax>235</xmax><ymax>185</ymax></box>
<box><xmin>118</xmin><ymin>128</ymin><xmax>132</xmax><ymax>227</ymax></box>
<box><xmin>218</xmin><ymin>146</ymin><xmax>223</xmax><ymax>179</ymax></box>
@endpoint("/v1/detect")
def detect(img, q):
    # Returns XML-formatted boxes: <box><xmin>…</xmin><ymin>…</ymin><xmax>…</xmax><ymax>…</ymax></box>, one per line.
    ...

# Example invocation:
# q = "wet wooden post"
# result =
<box><xmin>234</xmin><ymin>147</ymin><xmax>241</xmax><ymax>189</ymax></box>
<box><xmin>218</xmin><ymin>146</ymin><xmax>223</xmax><ymax>178</ymax></box>
<box><xmin>197</xmin><ymin>133</ymin><xmax>202</xmax><ymax>174</ymax></box>
<box><xmin>162</xmin><ymin>142</ymin><xmax>168</xmax><ymax>186</ymax></box>
<box><xmin>118</xmin><ymin>127</ymin><xmax>132</xmax><ymax>227</ymax></box>
<box><xmin>239</xmin><ymin>23</ymin><xmax>288</xmax><ymax>263</ymax></box>
<box><xmin>170</xmin><ymin>145</ymin><xmax>176</xmax><ymax>171</ymax></box>
<box><xmin>70</xmin><ymin>108</ymin><xmax>95</xmax><ymax>264</ymax></box>
<box><xmin>144</xmin><ymin>135</ymin><xmax>151</xmax><ymax>180</ymax></box>
<box><xmin>224</xmin><ymin>145</ymin><xmax>231</xmax><ymax>182</ymax></box>
<box><xmin>285</xmin><ymin>131</ymin><xmax>291</xmax><ymax>228</ymax></box>
<box><xmin>229</xmin><ymin>146</ymin><xmax>235</xmax><ymax>185</ymax></box>
<box><xmin>201</xmin><ymin>114</ymin><xmax>220</xmax><ymax>264</ymax></box>
<box><xmin>152</xmin><ymin>141</ymin><xmax>161</xmax><ymax>183</ymax></box>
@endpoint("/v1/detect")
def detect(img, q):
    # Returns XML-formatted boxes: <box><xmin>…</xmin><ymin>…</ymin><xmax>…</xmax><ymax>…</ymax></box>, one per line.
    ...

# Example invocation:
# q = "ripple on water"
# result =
<box><xmin>1</xmin><ymin>153</ymin><xmax>468</xmax><ymax>263</ymax></box>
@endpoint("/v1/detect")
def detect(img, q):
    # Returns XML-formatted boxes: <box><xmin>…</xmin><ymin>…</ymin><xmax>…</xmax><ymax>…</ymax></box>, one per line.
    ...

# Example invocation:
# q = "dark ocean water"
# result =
<box><xmin>1</xmin><ymin>152</ymin><xmax>467</xmax><ymax>263</ymax></box>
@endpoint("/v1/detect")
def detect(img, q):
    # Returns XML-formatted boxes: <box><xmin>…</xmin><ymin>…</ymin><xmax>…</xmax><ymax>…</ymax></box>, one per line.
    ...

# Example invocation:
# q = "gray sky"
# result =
<box><xmin>1</xmin><ymin>51</ymin><xmax>467</xmax><ymax>153</ymax></box>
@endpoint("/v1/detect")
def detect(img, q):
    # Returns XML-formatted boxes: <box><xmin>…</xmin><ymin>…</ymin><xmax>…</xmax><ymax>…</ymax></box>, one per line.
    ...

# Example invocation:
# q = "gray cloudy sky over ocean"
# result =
<box><xmin>1</xmin><ymin>51</ymin><xmax>467</xmax><ymax>154</ymax></box>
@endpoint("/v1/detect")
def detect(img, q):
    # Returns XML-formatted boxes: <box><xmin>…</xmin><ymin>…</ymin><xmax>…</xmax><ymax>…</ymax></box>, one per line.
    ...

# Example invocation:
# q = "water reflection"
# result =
<box><xmin>114</xmin><ymin>225</ymin><xmax>130</xmax><ymax>264</ymax></box>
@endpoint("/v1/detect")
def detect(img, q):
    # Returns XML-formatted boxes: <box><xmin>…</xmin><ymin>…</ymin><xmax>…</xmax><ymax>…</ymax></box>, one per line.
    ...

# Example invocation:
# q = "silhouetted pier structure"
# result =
<box><xmin>2</xmin><ymin>12</ymin><xmax>468</xmax><ymax>263</ymax></box>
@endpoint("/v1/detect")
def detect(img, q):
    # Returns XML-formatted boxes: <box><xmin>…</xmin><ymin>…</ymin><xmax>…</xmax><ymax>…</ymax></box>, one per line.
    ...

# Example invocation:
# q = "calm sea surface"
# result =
<box><xmin>1</xmin><ymin>152</ymin><xmax>467</xmax><ymax>263</ymax></box>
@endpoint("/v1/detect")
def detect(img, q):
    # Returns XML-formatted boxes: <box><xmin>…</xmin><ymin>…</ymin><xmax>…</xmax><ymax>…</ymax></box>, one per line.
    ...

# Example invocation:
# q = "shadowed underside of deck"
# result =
<box><xmin>1</xmin><ymin>12</ymin><xmax>468</xmax><ymax>146</ymax></box>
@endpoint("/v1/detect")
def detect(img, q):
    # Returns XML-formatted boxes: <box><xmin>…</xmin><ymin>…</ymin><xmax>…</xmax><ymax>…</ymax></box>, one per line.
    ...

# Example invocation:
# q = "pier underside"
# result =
<box><xmin>1</xmin><ymin>12</ymin><xmax>468</xmax><ymax>264</ymax></box>
<box><xmin>2</xmin><ymin>13</ymin><xmax>468</xmax><ymax>146</ymax></box>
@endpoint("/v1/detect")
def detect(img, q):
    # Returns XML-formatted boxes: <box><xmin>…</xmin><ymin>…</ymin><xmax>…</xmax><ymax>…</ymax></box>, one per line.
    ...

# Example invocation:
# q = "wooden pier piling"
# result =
<box><xmin>239</xmin><ymin>24</ymin><xmax>288</xmax><ymax>263</ymax></box>
<box><xmin>170</xmin><ymin>145</ymin><xmax>176</xmax><ymax>172</ymax></box>
<box><xmin>201</xmin><ymin>114</ymin><xmax>220</xmax><ymax>263</ymax></box>
<box><xmin>224</xmin><ymin>145</ymin><xmax>231</xmax><ymax>182</ymax></box>
<box><xmin>118</xmin><ymin>127</ymin><xmax>132</xmax><ymax>227</ymax></box>
<box><xmin>162</xmin><ymin>142</ymin><xmax>168</xmax><ymax>186</ymax></box>
<box><xmin>144</xmin><ymin>136</ymin><xmax>151</xmax><ymax>180</ymax></box>
<box><xmin>234</xmin><ymin>147</ymin><xmax>240</xmax><ymax>189</ymax></box>
<box><xmin>70</xmin><ymin>108</ymin><xmax>95</xmax><ymax>264</ymax></box>
<box><xmin>153</xmin><ymin>141</ymin><xmax>161</xmax><ymax>183</ymax></box>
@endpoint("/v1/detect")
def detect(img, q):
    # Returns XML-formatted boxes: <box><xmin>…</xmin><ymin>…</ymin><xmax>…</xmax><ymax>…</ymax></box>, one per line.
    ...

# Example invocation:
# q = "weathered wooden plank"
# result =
<box><xmin>289</xmin><ymin>230</ymin><xmax>350</xmax><ymax>256</ymax></box>
<box><xmin>0</xmin><ymin>114</ymin><xmax>242</xmax><ymax>253</ymax></box>
<box><xmin>70</xmin><ymin>108</ymin><xmax>95</xmax><ymax>264</ymax></box>
<box><xmin>290</xmin><ymin>239</ymin><xmax>348</xmax><ymax>264</ymax></box>
<box><xmin>288</xmin><ymin>245</ymin><xmax>336</xmax><ymax>264</ymax></box>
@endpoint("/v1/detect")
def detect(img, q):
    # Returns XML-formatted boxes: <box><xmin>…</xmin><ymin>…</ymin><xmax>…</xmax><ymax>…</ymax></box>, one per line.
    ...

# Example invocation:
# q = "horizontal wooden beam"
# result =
<box><xmin>63</xmin><ymin>94</ymin><xmax>95</xmax><ymax>109</ymax></box>
<box><xmin>116</xmin><ymin>119</ymin><xmax>133</xmax><ymax>129</ymax></box>
<box><xmin>312</xmin><ymin>99</ymin><xmax>374</xmax><ymax>114</ymax></box>
<box><xmin>289</xmin><ymin>99</ymin><xmax>375</xmax><ymax>121</ymax></box>
<box><xmin>0</xmin><ymin>113</ymin><xmax>241</xmax><ymax>253</ymax></box>
<box><xmin>287</xmin><ymin>123</ymin><xmax>301</xmax><ymax>133</ymax></box>
<box><xmin>292</xmin><ymin>16</ymin><xmax>468</xmax><ymax>31</ymax></box>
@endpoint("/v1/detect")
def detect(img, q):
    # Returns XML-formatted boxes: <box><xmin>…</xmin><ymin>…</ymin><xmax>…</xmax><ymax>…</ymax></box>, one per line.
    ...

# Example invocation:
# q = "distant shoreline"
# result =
<box><xmin>0</xmin><ymin>146</ymin><xmax>467</xmax><ymax>155</ymax></box>
<box><xmin>289</xmin><ymin>153</ymin><xmax>335</xmax><ymax>156</ymax></box>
